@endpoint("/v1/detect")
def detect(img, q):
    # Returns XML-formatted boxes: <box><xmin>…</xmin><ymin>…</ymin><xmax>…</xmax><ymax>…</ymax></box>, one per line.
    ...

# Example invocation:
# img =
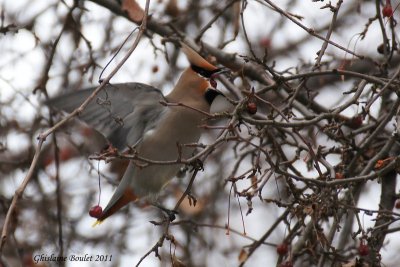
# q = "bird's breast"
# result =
<box><xmin>139</xmin><ymin>107</ymin><xmax>204</xmax><ymax>160</ymax></box>
<box><xmin>131</xmin><ymin>106</ymin><xmax>206</xmax><ymax>196</ymax></box>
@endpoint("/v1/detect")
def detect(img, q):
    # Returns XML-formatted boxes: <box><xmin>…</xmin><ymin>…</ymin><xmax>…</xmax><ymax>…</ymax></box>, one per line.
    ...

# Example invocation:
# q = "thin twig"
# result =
<box><xmin>0</xmin><ymin>0</ymin><xmax>152</xmax><ymax>253</ymax></box>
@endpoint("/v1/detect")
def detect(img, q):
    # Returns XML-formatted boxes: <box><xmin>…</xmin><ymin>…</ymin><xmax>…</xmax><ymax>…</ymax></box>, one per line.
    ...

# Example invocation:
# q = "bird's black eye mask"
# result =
<box><xmin>191</xmin><ymin>64</ymin><xmax>223</xmax><ymax>78</ymax></box>
<box><xmin>204</xmin><ymin>88</ymin><xmax>223</xmax><ymax>105</ymax></box>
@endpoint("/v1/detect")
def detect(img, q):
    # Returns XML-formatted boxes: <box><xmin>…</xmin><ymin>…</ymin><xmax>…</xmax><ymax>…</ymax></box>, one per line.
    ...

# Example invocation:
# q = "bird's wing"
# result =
<box><xmin>46</xmin><ymin>83</ymin><xmax>166</xmax><ymax>150</ymax></box>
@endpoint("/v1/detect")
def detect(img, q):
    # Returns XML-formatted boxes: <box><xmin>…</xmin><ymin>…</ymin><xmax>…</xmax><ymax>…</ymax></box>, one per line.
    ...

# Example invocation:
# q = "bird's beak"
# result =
<box><xmin>215</xmin><ymin>68</ymin><xmax>230</xmax><ymax>75</ymax></box>
<box><xmin>210</xmin><ymin>68</ymin><xmax>230</xmax><ymax>80</ymax></box>
<box><xmin>217</xmin><ymin>68</ymin><xmax>231</xmax><ymax>74</ymax></box>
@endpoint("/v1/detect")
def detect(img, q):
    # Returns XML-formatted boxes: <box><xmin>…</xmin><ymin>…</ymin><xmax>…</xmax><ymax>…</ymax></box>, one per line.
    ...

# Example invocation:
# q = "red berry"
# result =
<box><xmin>345</xmin><ymin>115</ymin><xmax>363</xmax><ymax>128</ymax></box>
<box><xmin>382</xmin><ymin>4</ymin><xmax>393</xmax><ymax>17</ymax></box>
<box><xmin>210</xmin><ymin>79</ymin><xmax>217</xmax><ymax>88</ymax></box>
<box><xmin>259</xmin><ymin>37</ymin><xmax>271</xmax><ymax>48</ymax></box>
<box><xmin>276</xmin><ymin>243</ymin><xmax>289</xmax><ymax>255</ymax></box>
<box><xmin>375</xmin><ymin>160</ymin><xmax>385</xmax><ymax>170</ymax></box>
<box><xmin>247</xmin><ymin>101</ymin><xmax>257</xmax><ymax>115</ymax></box>
<box><xmin>89</xmin><ymin>205</ymin><xmax>103</xmax><ymax>218</ymax></box>
<box><xmin>152</xmin><ymin>65</ymin><xmax>159</xmax><ymax>73</ymax></box>
<box><xmin>335</xmin><ymin>173</ymin><xmax>344</xmax><ymax>179</ymax></box>
<box><xmin>395</xmin><ymin>200</ymin><xmax>400</xmax><ymax>209</ymax></box>
<box><xmin>351</xmin><ymin>115</ymin><xmax>363</xmax><ymax>127</ymax></box>
<box><xmin>358</xmin><ymin>243</ymin><xmax>369</xmax><ymax>256</ymax></box>
<box><xmin>59</xmin><ymin>147</ymin><xmax>74</xmax><ymax>161</ymax></box>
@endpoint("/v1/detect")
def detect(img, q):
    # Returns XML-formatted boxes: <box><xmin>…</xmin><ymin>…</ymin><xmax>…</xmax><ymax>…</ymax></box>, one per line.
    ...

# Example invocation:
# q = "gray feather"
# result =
<box><xmin>46</xmin><ymin>83</ymin><xmax>166</xmax><ymax>150</ymax></box>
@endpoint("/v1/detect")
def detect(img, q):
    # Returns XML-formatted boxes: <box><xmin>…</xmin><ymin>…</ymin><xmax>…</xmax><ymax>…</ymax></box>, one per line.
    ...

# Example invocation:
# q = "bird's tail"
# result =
<box><xmin>92</xmin><ymin>188</ymin><xmax>137</xmax><ymax>226</ymax></box>
<box><xmin>92</xmin><ymin>163</ymin><xmax>138</xmax><ymax>226</ymax></box>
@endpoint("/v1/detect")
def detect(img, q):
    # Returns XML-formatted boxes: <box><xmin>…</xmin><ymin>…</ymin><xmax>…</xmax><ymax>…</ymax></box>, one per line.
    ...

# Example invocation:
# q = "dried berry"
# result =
<box><xmin>276</xmin><ymin>243</ymin><xmax>289</xmax><ymax>255</ymax></box>
<box><xmin>89</xmin><ymin>205</ymin><xmax>103</xmax><ymax>219</ymax></box>
<box><xmin>358</xmin><ymin>243</ymin><xmax>369</xmax><ymax>256</ymax></box>
<box><xmin>335</xmin><ymin>173</ymin><xmax>344</xmax><ymax>179</ymax></box>
<box><xmin>246</xmin><ymin>101</ymin><xmax>257</xmax><ymax>115</ymax></box>
<box><xmin>259</xmin><ymin>37</ymin><xmax>271</xmax><ymax>48</ymax></box>
<box><xmin>345</xmin><ymin>115</ymin><xmax>363</xmax><ymax>129</ymax></box>
<box><xmin>152</xmin><ymin>65</ymin><xmax>159</xmax><ymax>73</ymax></box>
<box><xmin>382</xmin><ymin>3</ymin><xmax>393</xmax><ymax>17</ymax></box>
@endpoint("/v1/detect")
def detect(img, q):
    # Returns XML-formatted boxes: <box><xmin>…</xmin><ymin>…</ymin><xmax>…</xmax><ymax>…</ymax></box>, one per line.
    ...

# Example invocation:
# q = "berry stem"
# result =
<box><xmin>97</xmin><ymin>161</ymin><xmax>102</xmax><ymax>206</ymax></box>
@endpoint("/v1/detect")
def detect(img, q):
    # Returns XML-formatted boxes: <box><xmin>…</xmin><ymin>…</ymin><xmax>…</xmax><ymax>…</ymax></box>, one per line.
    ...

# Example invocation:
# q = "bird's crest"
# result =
<box><xmin>180</xmin><ymin>43</ymin><xmax>218</xmax><ymax>71</ymax></box>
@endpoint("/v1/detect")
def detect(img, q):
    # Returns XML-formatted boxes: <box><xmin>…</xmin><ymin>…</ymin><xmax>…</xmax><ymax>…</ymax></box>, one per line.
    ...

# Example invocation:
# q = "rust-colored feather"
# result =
<box><xmin>181</xmin><ymin>43</ymin><xmax>217</xmax><ymax>71</ymax></box>
<box><xmin>93</xmin><ymin>188</ymin><xmax>138</xmax><ymax>226</ymax></box>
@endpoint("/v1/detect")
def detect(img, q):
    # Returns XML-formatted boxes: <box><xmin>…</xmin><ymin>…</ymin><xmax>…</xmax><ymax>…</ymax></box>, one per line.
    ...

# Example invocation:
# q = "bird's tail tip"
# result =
<box><xmin>91</xmin><ymin>219</ymin><xmax>103</xmax><ymax>228</ymax></box>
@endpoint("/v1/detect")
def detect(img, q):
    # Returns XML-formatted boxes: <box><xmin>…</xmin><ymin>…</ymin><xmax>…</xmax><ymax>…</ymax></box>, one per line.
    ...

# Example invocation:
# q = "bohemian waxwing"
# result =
<box><xmin>47</xmin><ymin>43</ymin><xmax>228</xmax><ymax>224</ymax></box>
